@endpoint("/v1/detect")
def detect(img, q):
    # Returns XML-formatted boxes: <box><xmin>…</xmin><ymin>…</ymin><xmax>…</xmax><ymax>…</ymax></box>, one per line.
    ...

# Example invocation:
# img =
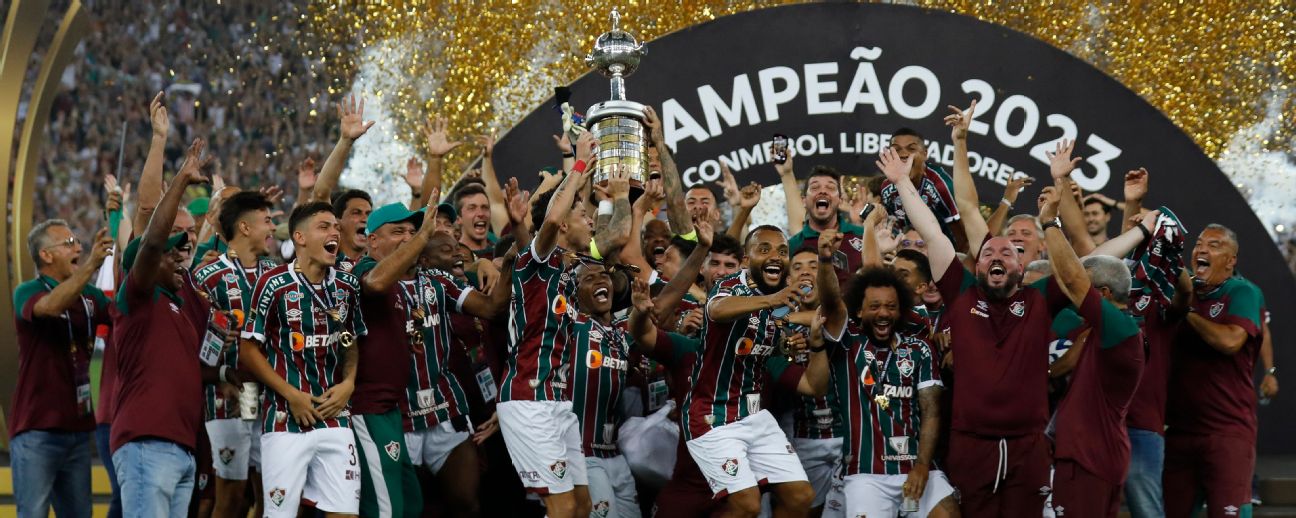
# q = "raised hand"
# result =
<box><xmin>1134</xmin><ymin>209</ymin><xmax>1162</xmax><ymax>233</ymax></box>
<box><xmin>875</xmin><ymin>147</ymin><xmax>912</xmax><ymax>185</ymax></box>
<box><xmin>476</xmin><ymin>133</ymin><xmax>496</xmax><ymax>158</ymax></box>
<box><xmin>642</xmin><ymin>106</ymin><xmax>665</xmax><ymax>147</ymax></box>
<box><xmin>739</xmin><ymin>181</ymin><xmax>762</xmax><ymax>210</ymax></box>
<box><xmin>1039</xmin><ymin>185</ymin><xmax>1061</xmax><ymax>221</ymax></box>
<box><xmin>1047</xmin><ymin>139</ymin><xmax>1082</xmax><ymax>180</ymax></box>
<box><xmin>424</xmin><ymin>117</ymin><xmax>462</xmax><ymax>157</ymax></box>
<box><xmin>259</xmin><ymin>185</ymin><xmax>285</xmax><ymax>206</ymax></box>
<box><xmin>337</xmin><ymin>94</ymin><xmax>375</xmax><ymax>141</ymax></box>
<box><xmin>405</xmin><ymin>157</ymin><xmax>423</xmax><ymax>189</ymax></box>
<box><xmin>605</xmin><ymin>162</ymin><xmax>631</xmax><ymax>200</ymax></box>
<box><xmin>635</xmin><ymin>177</ymin><xmax>665</xmax><ymax>214</ymax></box>
<box><xmin>421</xmin><ymin>187</ymin><xmax>442</xmax><ymax>230</ymax></box>
<box><xmin>505</xmin><ymin>177</ymin><xmax>531</xmax><ymax>227</ymax></box>
<box><xmin>1124</xmin><ymin>167</ymin><xmax>1149</xmax><ymax>202</ymax></box>
<box><xmin>297</xmin><ymin>157</ymin><xmax>318</xmax><ymax>191</ymax></box>
<box><xmin>176</xmin><ymin>139</ymin><xmax>212</xmax><ymax>187</ymax></box>
<box><xmin>104</xmin><ymin>175</ymin><xmax>123</xmax><ymax>213</ymax></box>
<box><xmin>630</xmin><ymin>277</ymin><xmax>654</xmax><ymax>314</ymax></box>
<box><xmin>1003</xmin><ymin>174</ymin><xmax>1035</xmax><ymax>204</ymax></box>
<box><xmin>943</xmin><ymin>99</ymin><xmax>978</xmax><ymax>141</ymax></box>
<box><xmin>551</xmin><ymin>133</ymin><xmax>573</xmax><ymax>154</ymax></box>
<box><xmin>808</xmin><ymin>311</ymin><xmax>826</xmax><ymax>351</ymax></box>
<box><xmin>149</xmin><ymin>91</ymin><xmax>169</xmax><ymax>139</ymax></box>
<box><xmin>768</xmin><ymin>144</ymin><xmax>795</xmax><ymax>177</ymax></box>
<box><xmin>575</xmin><ymin>131</ymin><xmax>597</xmax><ymax>164</ymax></box>
<box><xmin>694</xmin><ymin>215</ymin><xmax>714</xmax><ymax>248</ymax></box>
<box><xmin>817</xmin><ymin>228</ymin><xmax>843</xmax><ymax>259</ymax></box>
<box><xmin>87</xmin><ymin>228</ymin><xmax>114</xmax><ymax>268</ymax></box>
<box><xmin>679</xmin><ymin>309</ymin><xmax>704</xmax><ymax>336</ymax></box>
<box><xmin>719</xmin><ymin>163</ymin><xmax>740</xmax><ymax>207</ymax></box>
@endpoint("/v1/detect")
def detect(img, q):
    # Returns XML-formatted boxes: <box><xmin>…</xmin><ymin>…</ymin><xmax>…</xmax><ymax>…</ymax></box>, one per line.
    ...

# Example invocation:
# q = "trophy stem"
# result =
<box><xmin>610</xmin><ymin>72</ymin><xmax>627</xmax><ymax>101</ymax></box>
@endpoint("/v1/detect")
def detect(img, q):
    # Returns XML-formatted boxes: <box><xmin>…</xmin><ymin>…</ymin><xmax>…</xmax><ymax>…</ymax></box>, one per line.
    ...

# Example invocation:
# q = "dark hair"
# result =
<box><xmin>331</xmin><ymin>189</ymin><xmax>372</xmax><ymax>218</ymax></box>
<box><xmin>865</xmin><ymin>175</ymin><xmax>886</xmax><ymax>197</ymax></box>
<box><xmin>1083</xmin><ymin>197</ymin><xmax>1112</xmax><ymax>214</ymax></box>
<box><xmin>218</xmin><ymin>191</ymin><xmax>273</xmax><ymax>241</ymax></box>
<box><xmin>891</xmin><ymin>127</ymin><xmax>926</xmax><ymax>143</ymax></box>
<box><xmin>686</xmin><ymin>185</ymin><xmax>717</xmax><ymax>200</ymax></box>
<box><xmin>454</xmin><ymin>183</ymin><xmax>489</xmax><ymax>213</ymax></box>
<box><xmin>493</xmin><ymin>235</ymin><xmax>516</xmax><ymax>258</ymax></box>
<box><xmin>668</xmin><ymin>235</ymin><xmax>697</xmax><ymax>257</ymax></box>
<box><xmin>792</xmin><ymin>245</ymin><xmax>819</xmax><ymax>259</ymax></box>
<box><xmin>744</xmin><ymin>224</ymin><xmax>786</xmax><ymax>249</ymax></box>
<box><xmin>529</xmin><ymin>188</ymin><xmax>583</xmax><ymax>234</ymax></box>
<box><xmin>845</xmin><ymin>267</ymin><xmax>914</xmax><ymax>325</ymax></box>
<box><xmin>893</xmin><ymin>248</ymin><xmax>933</xmax><ymax>283</ymax></box>
<box><xmin>290</xmin><ymin>201</ymin><xmax>335</xmax><ymax>234</ymax></box>
<box><xmin>804</xmin><ymin>166</ymin><xmax>843</xmax><ymax>196</ymax></box>
<box><xmin>709</xmin><ymin>234</ymin><xmax>744</xmax><ymax>262</ymax></box>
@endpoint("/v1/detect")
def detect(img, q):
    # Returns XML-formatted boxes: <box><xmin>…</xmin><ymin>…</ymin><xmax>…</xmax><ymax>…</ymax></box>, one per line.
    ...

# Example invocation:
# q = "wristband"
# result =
<box><xmin>1137</xmin><ymin>222</ymin><xmax>1153</xmax><ymax>241</ymax></box>
<box><xmin>1041</xmin><ymin>217</ymin><xmax>1062</xmax><ymax>232</ymax></box>
<box><xmin>562</xmin><ymin>152</ymin><xmax>575</xmax><ymax>158</ymax></box>
<box><xmin>678</xmin><ymin>230</ymin><xmax>698</xmax><ymax>242</ymax></box>
<box><xmin>1001</xmin><ymin>197</ymin><xmax>1013</xmax><ymax>207</ymax></box>
<box><xmin>219</xmin><ymin>365</ymin><xmax>230</xmax><ymax>384</ymax></box>
<box><xmin>572</xmin><ymin>160</ymin><xmax>588</xmax><ymax>174</ymax></box>
<box><xmin>589</xmin><ymin>237</ymin><xmax>603</xmax><ymax>260</ymax></box>
<box><xmin>597</xmin><ymin>200</ymin><xmax>614</xmax><ymax>217</ymax></box>
<box><xmin>809</xmin><ymin>344</ymin><xmax>826</xmax><ymax>353</ymax></box>
<box><xmin>1266</xmin><ymin>367</ymin><xmax>1278</xmax><ymax>376</ymax></box>
<box><xmin>411</xmin><ymin>191</ymin><xmax>422</xmax><ymax>198</ymax></box>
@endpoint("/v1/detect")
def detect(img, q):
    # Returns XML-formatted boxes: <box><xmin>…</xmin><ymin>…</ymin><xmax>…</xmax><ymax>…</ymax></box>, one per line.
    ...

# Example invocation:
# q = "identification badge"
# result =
<box><xmin>647</xmin><ymin>380</ymin><xmax>669</xmax><ymax>412</ymax></box>
<box><xmin>416</xmin><ymin>388</ymin><xmax>434</xmax><ymax>409</ymax></box>
<box><xmin>76</xmin><ymin>383</ymin><xmax>92</xmax><ymax>416</ymax></box>
<box><xmin>200</xmin><ymin>328</ymin><xmax>226</xmax><ymax>366</ymax></box>
<box><xmin>745</xmin><ymin>393</ymin><xmax>762</xmax><ymax>414</ymax></box>
<box><xmin>476</xmin><ymin>367</ymin><xmax>498</xmax><ymax>403</ymax></box>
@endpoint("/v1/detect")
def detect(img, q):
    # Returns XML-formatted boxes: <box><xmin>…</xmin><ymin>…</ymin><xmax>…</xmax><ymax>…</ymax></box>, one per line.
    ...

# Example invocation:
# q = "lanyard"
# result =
<box><xmin>864</xmin><ymin>338</ymin><xmax>899</xmax><ymax>398</ymax></box>
<box><xmin>38</xmin><ymin>276</ymin><xmax>92</xmax><ymax>351</ymax></box>
<box><xmin>220</xmin><ymin>251</ymin><xmax>264</xmax><ymax>301</ymax></box>
<box><xmin>291</xmin><ymin>260</ymin><xmax>338</xmax><ymax>323</ymax></box>
<box><xmin>398</xmin><ymin>271</ymin><xmax>430</xmax><ymax>347</ymax></box>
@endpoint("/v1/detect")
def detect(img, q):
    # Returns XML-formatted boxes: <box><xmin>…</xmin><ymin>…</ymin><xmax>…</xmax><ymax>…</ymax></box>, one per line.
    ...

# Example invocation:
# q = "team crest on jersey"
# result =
<box><xmin>722</xmin><ymin>458</ymin><xmax>739</xmax><ymax>476</ymax></box>
<box><xmin>223</xmin><ymin>272</ymin><xmax>238</xmax><ymax>283</ymax></box>
<box><xmin>553</xmin><ymin>295</ymin><xmax>568</xmax><ymax>315</ymax></box>
<box><xmin>1010</xmin><ymin>301</ymin><xmax>1026</xmax><ymax>317</ymax></box>
<box><xmin>269</xmin><ymin>487</ymin><xmax>286</xmax><ymax>507</ymax></box>
<box><xmin>550</xmin><ymin>460</ymin><xmax>568</xmax><ymax>479</ymax></box>
<box><xmin>385</xmin><ymin>441</ymin><xmax>401</xmax><ymax>461</ymax></box>
<box><xmin>198</xmin><ymin>473</ymin><xmax>208</xmax><ymax>490</ymax></box>
<box><xmin>286</xmin><ymin>291</ymin><xmax>303</xmax><ymax>302</ymax></box>
<box><xmin>897</xmin><ymin>358</ymin><xmax>915</xmax><ymax>377</ymax></box>
<box><xmin>1135</xmin><ymin>294</ymin><xmax>1151</xmax><ymax>311</ymax></box>
<box><xmin>592</xmin><ymin>501</ymin><xmax>610</xmax><ymax>517</ymax></box>
<box><xmin>1209</xmin><ymin>301</ymin><xmax>1225</xmax><ymax>318</ymax></box>
<box><xmin>848</xmin><ymin>237</ymin><xmax>864</xmax><ymax>252</ymax></box>
<box><xmin>336</xmin><ymin>304</ymin><xmax>348</xmax><ymax>322</ymax></box>
<box><xmin>219</xmin><ymin>447</ymin><xmax>235</xmax><ymax>464</ymax></box>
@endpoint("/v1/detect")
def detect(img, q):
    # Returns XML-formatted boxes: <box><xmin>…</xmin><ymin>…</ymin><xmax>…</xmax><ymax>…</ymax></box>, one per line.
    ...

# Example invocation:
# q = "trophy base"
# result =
<box><xmin>586</xmin><ymin>99</ymin><xmax>646</xmax><ymax>122</ymax></box>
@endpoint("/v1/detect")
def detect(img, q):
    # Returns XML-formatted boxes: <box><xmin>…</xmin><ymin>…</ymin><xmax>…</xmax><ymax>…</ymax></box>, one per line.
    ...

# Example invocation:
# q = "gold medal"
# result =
<box><xmin>412</xmin><ymin>307</ymin><xmax>426</xmax><ymax>321</ymax></box>
<box><xmin>340</xmin><ymin>331</ymin><xmax>355</xmax><ymax>348</ymax></box>
<box><xmin>326</xmin><ymin>307</ymin><xmax>341</xmax><ymax>322</ymax></box>
<box><xmin>873</xmin><ymin>394</ymin><xmax>890</xmax><ymax>410</ymax></box>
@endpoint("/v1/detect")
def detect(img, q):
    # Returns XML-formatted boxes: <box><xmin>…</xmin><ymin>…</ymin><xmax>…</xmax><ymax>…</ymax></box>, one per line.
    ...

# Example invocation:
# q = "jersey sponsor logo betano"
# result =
<box><xmin>881</xmin><ymin>384</ymin><xmax>914</xmax><ymax>399</ymax></box>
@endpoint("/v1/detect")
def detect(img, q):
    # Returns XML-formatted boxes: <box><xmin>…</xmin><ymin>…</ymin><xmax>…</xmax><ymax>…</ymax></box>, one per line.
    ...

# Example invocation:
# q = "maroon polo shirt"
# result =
<box><xmin>10</xmin><ymin>275</ymin><xmax>112</xmax><ymax>437</ymax></box>
<box><xmin>1052</xmin><ymin>288</ymin><xmax>1145</xmax><ymax>485</ymax></box>
<box><xmin>935</xmin><ymin>257</ymin><xmax>1063</xmax><ymax>437</ymax></box>
<box><xmin>109</xmin><ymin>273</ymin><xmax>205</xmax><ymax>453</ymax></box>
<box><xmin>1125</xmin><ymin>296</ymin><xmax>1181</xmax><ymax>433</ymax></box>
<box><xmin>349</xmin><ymin>256</ymin><xmax>414</xmax><ymax>416</ymax></box>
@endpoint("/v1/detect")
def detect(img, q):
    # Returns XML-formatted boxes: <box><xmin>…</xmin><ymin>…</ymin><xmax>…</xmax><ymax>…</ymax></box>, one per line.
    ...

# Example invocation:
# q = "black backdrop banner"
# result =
<box><xmin>494</xmin><ymin>3</ymin><xmax>1296</xmax><ymax>453</ymax></box>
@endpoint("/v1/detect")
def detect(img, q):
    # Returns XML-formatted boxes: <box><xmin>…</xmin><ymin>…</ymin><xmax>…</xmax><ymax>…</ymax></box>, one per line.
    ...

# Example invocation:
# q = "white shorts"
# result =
<box><xmin>260</xmin><ymin>428</ymin><xmax>361</xmax><ymax>517</ymax></box>
<box><xmin>206</xmin><ymin>419</ymin><xmax>261</xmax><ymax>480</ymax></box>
<box><xmin>685</xmin><ymin>409</ymin><xmax>808</xmax><ymax>497</ymax></box>
<box><xmin>794</xmin><ymin>437</ymin><xmax>843</xmax><ymax>508</ymax></box>
<box><xmin>405</xmin><ymin>421</ymin><xmax>471</xmax><ymax>474</ymax></box>
<box><xmin>586</xmin><ymin>455</ymin><xmax>641</xmax><ymax>518</ymax></box>
<box><xmin>497</xmin><ymin>400</ymin><xmax>589</xmax><ymax>495</ymax></box>
<box><xmin>821</xmin><ymin>470</ymin><xmax>956</xmax><ymax>518</ymax></box>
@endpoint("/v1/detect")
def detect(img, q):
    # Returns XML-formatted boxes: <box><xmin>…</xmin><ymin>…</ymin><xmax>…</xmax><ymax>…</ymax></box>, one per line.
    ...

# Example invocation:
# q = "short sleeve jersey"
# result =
<box><xmin>401</xmin><ymin>267</ymin><xmax>474</xmax><ymax>431</ymax></box>
<box><xmin>790</xmin><ymin>322</ymin><xmax>841</xmax><ymax>440</ymax></box>
<box><xmin>935</xmin><ymin>257</ymin><xmax>1062</xmax><ymax>436</ymax></box>
<box><xmin>11</xmin><ymin>276</ymin><xmax>112</xmax><ymax>436</ymax></box>
<box><xmin>568</xmin><ymin>315</ymin><xmax>632</xmax><ymax>457</ymax></box>
<box><xmin>502</xmin><ymin>238</ymin><xmax>575</xmax><ymax>402</ymax></box>
<box><xmin>684</xmin><ymin>270</ymin><xmax>788</xmax><ymax>440</ymax></box>
<box><xmin>1052</xmin><ymin>288</ymin><xmax>1145</xmax><ymax>485</ymax></box>
<box><xmin>1125</xmin><ymin>295</ymin><xmax>1181</xmax><ymax>434</ymax></box>
<box><xmin>241</xmin><ymin>262</ymin><xmax>367</xmax><ymax>433</ymax></box>
<box><xmin>193</xmin><ymin>253</ymin><xmax>277</xmax><ymax>420</ymax></box>
<box><xmin>787</xmin><ymin>215</ymin><xmax>868</xmax><ymax>287</ymax></box>
<box><xmin>880</xmin><ymin>164</ymin><xmax>961</xmax><ymax>241</ymax></box>
<box><xmin>1167</xmin><ymin>275</ymin><xmax>1264</xmax><ymax>439</ymax></box>
<box><xmin>825</xmin><ymin>323</ymin><xmax>941</xmax><ymax>476</ymax></box>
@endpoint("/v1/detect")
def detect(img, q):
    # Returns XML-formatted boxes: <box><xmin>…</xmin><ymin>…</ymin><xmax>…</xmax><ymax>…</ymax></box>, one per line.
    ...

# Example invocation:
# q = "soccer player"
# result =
<box><xmin>191</xmin><ymin>190</ymin><xmax>277</xmax><ymax>518</ymax></box>
<box><xmin>239</xmin><ymin>201</ymin><xmax>367</xmax><ymax>517</ymax></box>
<box><xmin>1164</xmin><ymin>223</ymin><xmax>1266</xmax><ymax>518</ymax></box>
<box><xmin>496</xmin><ymin>131</ymin><xmax>631</xmax><ymax>518</ymax></box>
<box><xmin>878</xmin><ymin>128</ymin><xmax>960</xmax><ymax>244</ymax></box>
<box><xmin>683</xmin><ymin>224</ymin><xmax>817</xmax><ymax>518</ymax></box>
<box><xmin>881</xmin><ymin>145</ymin><xmax>1054</xmax><ymax>518</ymax></box>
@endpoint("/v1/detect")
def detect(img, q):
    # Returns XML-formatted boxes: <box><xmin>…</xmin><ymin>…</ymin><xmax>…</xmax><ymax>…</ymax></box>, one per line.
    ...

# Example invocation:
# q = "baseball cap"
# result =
<box><xmin>122</xmin><ymin>232</ymin><xmax>191</xmax><ymax>272</ymax></box>
<box><xmin>187</xmin><ymin>197</ymin><xmax>210</xmax><ymax>218</ymax></box>
<box><xmin>436</xmin><ymin>202</ymin><xmax>457</xmax><ymax>222</ymax></box>
<box><xmin>366</xmin><ymin>203</ymin><xmax>424</xmax><ymax>235</ymax></box>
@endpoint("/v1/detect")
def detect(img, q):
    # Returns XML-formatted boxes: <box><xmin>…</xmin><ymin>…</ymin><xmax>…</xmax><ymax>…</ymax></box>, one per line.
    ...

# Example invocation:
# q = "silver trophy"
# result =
<box><xmin>585</xmin><ymin>9</ymin><xmax>648</xmax><ymax>191</ymax></box>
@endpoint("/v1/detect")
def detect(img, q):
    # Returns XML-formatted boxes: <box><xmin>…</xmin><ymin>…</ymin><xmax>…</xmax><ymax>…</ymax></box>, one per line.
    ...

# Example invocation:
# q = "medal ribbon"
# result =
<box><xmin>291</xmin><ymin>260</ymin><xmax>339</xmax><ymax>332</ymax></box>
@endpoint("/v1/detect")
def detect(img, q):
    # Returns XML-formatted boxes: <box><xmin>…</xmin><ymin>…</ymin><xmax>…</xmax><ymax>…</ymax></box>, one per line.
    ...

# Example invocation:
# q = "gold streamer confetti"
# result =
<box><xmin>300</xmin><ymin>1</ymin><xmax>1295</xmax><ymax>183</ymax></box>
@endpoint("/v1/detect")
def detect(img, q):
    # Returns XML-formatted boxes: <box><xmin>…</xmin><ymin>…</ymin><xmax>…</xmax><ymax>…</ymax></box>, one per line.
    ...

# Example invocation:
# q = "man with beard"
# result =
<box><xmin>239</xmin><ymin>200</ymin><xmax>367</xmax><ymax>517</ymax></box>
<box><xmin>880</xmin><ymin>146</ymin><xmax>1054</xmax><ymax>517</ymax></box>
<box><xmin>1082</xmin><ymin>197</ymin><xmax>1113</xmax><ymax>246</ymax></box>
<box><xmin>683</xmin><ymin>224</ymin><xmax>816</xmax><ymax>518</ymax></box>
<box><xmin>789</xmin><ymin>166</ymin><xmax>866</xmax><ymax>286</ymax></box>
<box><xmin>191</xmin><ymin>191</ymin><xmax>278</xmax><ymax>518</ymax></box>
<box><xmin>496</xmin><ymin>131</ymin><xmax>631</xmax><ymax>518</ymax></box>
<box><xmin>1038</xmin><ymin>147</ymin><xmax>1146</xmax><ymax>517</ymax></box>
<box><xmin>455</xmin><ymin>183</ymin><xmax>498</xmax><ymax>259</ymax></box>
<box><xmin>1164</xmin><ymin>223</ymin><xmax>1265</xmax><ymax>518</ymax></box>
<box><xmin>878</xmin><ymin>128</ymin><xmax>960</xmax><ymax>243</ymax></box>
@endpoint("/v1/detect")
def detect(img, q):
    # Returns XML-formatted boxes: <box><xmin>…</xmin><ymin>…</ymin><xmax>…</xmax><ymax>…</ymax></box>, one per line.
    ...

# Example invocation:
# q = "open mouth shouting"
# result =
<box><xmin>813</xmin><ymin>195</ymin><xmax>832</xmax><ymax>213</ymax></box>
<box><xmin>323</xmin><ymin>239</ymin><xmax>340</xmax><ymax>258</ymax></box>
<box><xmin>472</xmin><ymin>219</ymin><xmax>489</xmax><ymax>236</ymax></box>
<box><xmin>452</xmin><ymin>258</ymin><xmax>466</xmax><ymax>277</ymax></box>
<box><xmin>1009</xmin><ymin>240</ymin><xmax>1026</xmax><ymax>255</ymax></box>
<box><xmin>593</xmin><ymin>287</ymin><xmax>610</xmax><ymax>304</ymax></box>
<box><xmin>871</xmin><ymin>317</ymin><xmax>893</xmax><ymax>339</ymax></box>
<box><xmin>1193</xmin><ymin>255</ymin><xmax>1211</xmax><ymax>278</ymax></box>
<box><xmin>987</xmin><ymin>261</ymin><xmax>1008</xmax><ymax>284</ymax></box>
<box><xmin>762</xmin><ymin>262</ymin><xmax>784</xmax><ymax>285</ymax></box>
<box><xmin>652</xmin><ymin>246</ymin><xmax>667</xmax><ymax>263</ymax></box>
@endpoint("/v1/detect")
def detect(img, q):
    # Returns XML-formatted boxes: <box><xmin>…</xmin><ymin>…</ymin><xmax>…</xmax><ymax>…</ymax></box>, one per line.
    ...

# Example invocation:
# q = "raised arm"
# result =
<box><xmin>590</xmin><ymin>158</ymin><xmax>633</xmax><ymax>261</ymax></box>
<box><xmin>416</xmin><ymin>117</ymin><xmax>461</xmax><ymax>210</ymax></box>
<box><xmin>1041</xmin><ymin>140</ymin><xmax>1092</xmax><ymax>308</ymax></box>
<box><xmin>644</xmin><ymin>106</ymin><xmax>692</xmax><ymax>236</ymax></box>
<box><xmin>504</xmin><ymin>177</ymin><xmax>533</xmax><ymax>247</ymax></box>
<box><xmin>477</xmin><ymin>133</ymin><xmax>510</xmax><ymax>235</ymax></box>
<box><xmin>708</xmin><ymin>282</ymin><xmax>801</xmax><ymax>323</ymax></box>
<box><xmin>535</xmin><ymin>132</ymin><xmax>595</xmax><ymax>258</ymax></box>
<box><xmin>726</xmin><ymin>179</ymin><xmax>761</xmax><ymax>240</ymax></box>
<box><xmin>774</xmin><ymin>149</ymin><xmax>805</xmax><ymax>231</ymax></box>
<box><xmin>362</xmin><ymin>195</ymin><xmax>441</xmax><ymax>294</ymax></box>
<box><xmin>462</xmin><ymin>250</ymin><xmax>516</xmax><ymax>319</ymax></box>
<box><xmin>987</xmin><ymin>175</ymin><xmax>1033</xmax><ymax>236</ymax></box>
<box><xmin>619</xmin><ymin>178</ymin><xmax>665</xmax><ymax>283</ymax></box>
<box><xmin>1056</xmin><ymin>176</ymin><xmax>1097</xmax><ymax>257</ymax></box>
<box><xmin>652</xmin><ymin>216</ymin><xmax>713</xmax><ymax>323</ymax></box>
<box><xmin>32</xmin><ymin>229</ymin><xmax>112</xmax><ymax>317</ymax></box>
<box><xmin>133</xmin><ymin>92</ymin><xmax>170</xmax><ymax>231</ymax></box>
<box><xmin>944</xmin><ymin>100</ymin><xmax>988</xmax><ymax>254</ymax></box>
<box><xmin>312</xmin><ymin>94</ymin><xmax>374</xmax><ymax>203</ymax></box>
<box><xmin>817</xmin><ymin>229</ymin><xmax>847</xmax><ymax>335</ymax></box>
<box><xmin>134</xmin><ymin>139</ymin><xmax>209</xmax><ymax>296</ymax></box>
<box><xmin>1090</xmin><ymin>210</ymin><xmax>1160</xmax><ymax>258</ymax></box>
<box><xmin>1122</xmin><ymin>168</ymin><xmax>1148</xmax><ymax>233</ymax></box>
<box><xmin>799</xmin><ymin>312</ymin><xmax>831</xmax><ymax>396</ymax></box>
<box><xmin>629</xmin><ymin>276</ymin><xmax>661</xmax><ymax>351</ymax></box>
<box><xmin>877</xmin><ymin>148</ymin><xmax>956</xmax><ymax>282</ymax></box>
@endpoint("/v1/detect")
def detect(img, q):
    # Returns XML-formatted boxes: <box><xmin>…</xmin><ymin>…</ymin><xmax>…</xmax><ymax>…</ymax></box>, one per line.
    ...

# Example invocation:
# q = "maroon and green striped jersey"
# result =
<box><xmin>790</xmin><ymin>323</ymin><xmax>841</xmax><ymax>440</ymax></box>
<box><xmin>241</xmin><ymin>261</ymin><xmax>367</xmax><ymax>433</ymax></box>
<box><xmin>684</xmin><ymin>270</ymin><xmax>789</xmax><ymax>440</ymax></box>
<box><xmin>825</xmin><ymin>323</ymin><xmax>941</xmax><ymax>476</ymax></box>
<box><xmin>502</xmin><ymin>240</ymin><xmax>575</xmax><ymax>402</ymax></box>
<box><xmin>193</xmin><ymin>253</ymin><xmax>276</xmax><ymax>421</ymax></box>
<box><xmin>568</xmin><ymin>315</ymin><xmax>631</xmax><ymax>458</ymax></box>
<box><xmin>402</xmin><ymin>267</ymin><xmax>474</xmax><ymax>432</ymax></box>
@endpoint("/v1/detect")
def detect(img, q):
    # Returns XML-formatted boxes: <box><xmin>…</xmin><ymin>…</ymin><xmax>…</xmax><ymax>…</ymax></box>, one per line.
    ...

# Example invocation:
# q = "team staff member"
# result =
<box><xmin>110</xmin><ymin>139</ymin><xmax>212</xmax><ymax>516</ymax></box>
<box><xmin>239</xmin><ymin>201</ymin><xmax>367</xmax><ymax>517</ymax></box>
<box><xmin>881</xmin><ymin>146</ymin><xmax>1054</xmax><ymax>517</ymax></box>
<box><xmin>1164</xmin><ymin>223</ymin><xmax>1266</xmax><ymax>518</ymax></box>
<box><xmin>11</xmin><ymin>220</ymin><xmax>113</xmax><ymax>517</ymax></box>
<box><xmin>191</xmin><ymin>191</ymin><xmax>277</xmax><ymax>518</ymax></box>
